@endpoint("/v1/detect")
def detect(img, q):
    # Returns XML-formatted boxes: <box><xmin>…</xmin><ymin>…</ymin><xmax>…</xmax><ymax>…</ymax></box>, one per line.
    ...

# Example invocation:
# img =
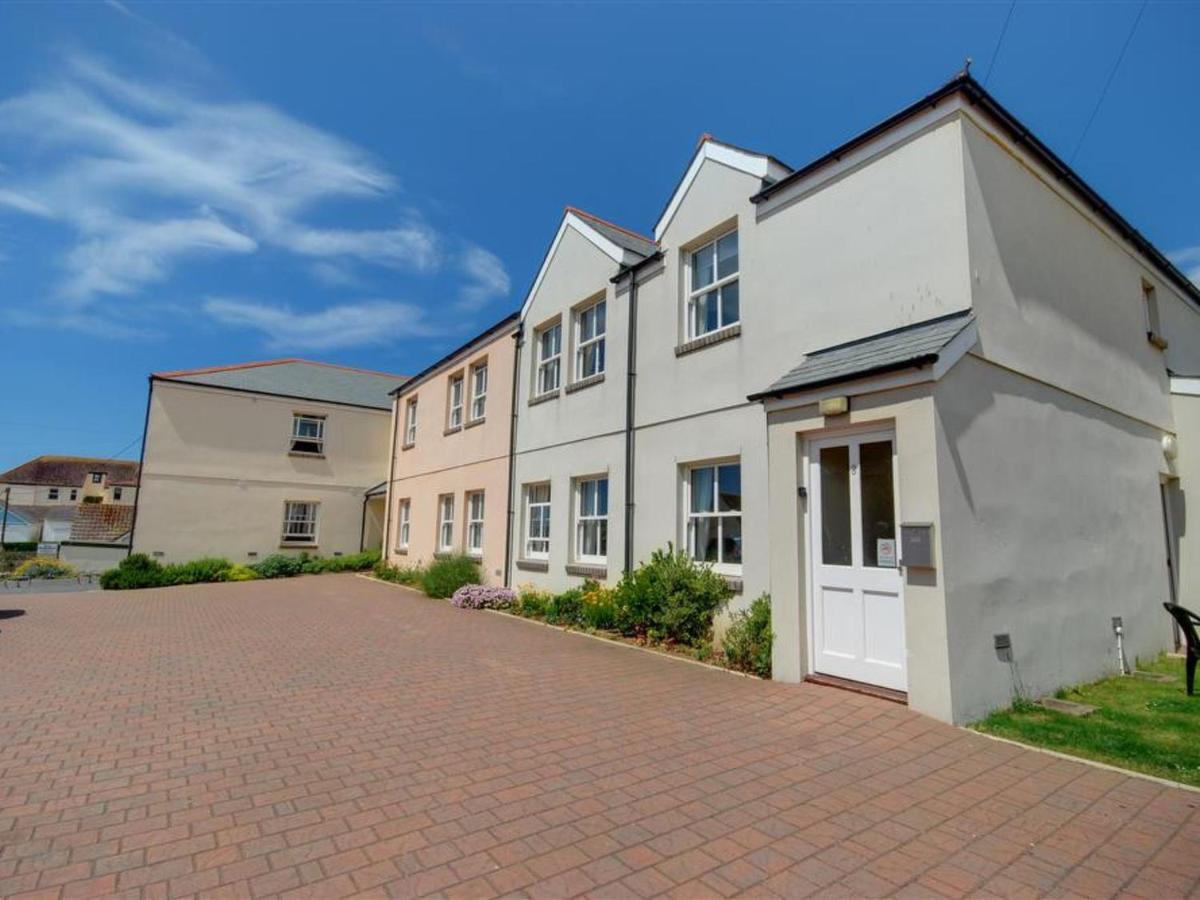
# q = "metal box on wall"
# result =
<box><xmin>900</xmin><ymin>522</ymin><xmax>934</xmax><ymax>568</ymax></box>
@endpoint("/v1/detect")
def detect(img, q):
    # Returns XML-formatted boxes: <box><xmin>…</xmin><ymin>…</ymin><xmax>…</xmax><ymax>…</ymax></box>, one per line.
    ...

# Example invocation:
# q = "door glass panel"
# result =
<box><xmin>860</xmin><ymin>440</ymin><xmax>896</xmax><ymax>568</ymax></box>
<box><xmin>820</xmin><ymin>445</ymin><xmax>852</xmax><ymax>566</ymax></box>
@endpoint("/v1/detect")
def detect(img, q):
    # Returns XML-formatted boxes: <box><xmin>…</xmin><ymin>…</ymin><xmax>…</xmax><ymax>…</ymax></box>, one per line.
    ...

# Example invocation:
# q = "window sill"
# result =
<box><xmin>434</xmin><ymin>550</ymin><xmax>457</xmax><ymax>559</ymax></box>
<box><xmin>464</xmin><ymin>416</ymin><xmax>486</xmax><ymax>430</ymax></box>
<box><xmin>400</xmin><ymin>442</ymin><xmax>415</xmax><ymax>452</ymax></box>
<box><xmin>565</xmin><ymin>373</ymin><xmax>605</xmax><ymax>394</ymax></box>
<box><xmin>288</xmin><ymin>451</ymin><xmax>326</xmax><ymax>459</ymax></box>
<box><xmin>676</xmin><ymin>323</ymin><xmax>741</xmax><ymax>357</ymax></box>
<box><xmin>394</xmin><ymin>547</ymin><xmax>409</xmax><ymax>556</ymax></box>
<box><xmin>721</xmin><ymin>574</ymin><xmax>744</xmax><ymax>594</ymax></box>
<box><xmin>566</xmin><ymin>562</ymin><xmax>607</xmax><ymax>579</ymax></box>
<box><xmin>279</xmin><ymin>543</ymin><xmax>318</xmax><ymax>550</ymax></box>
<box><xmin>443</xmin><ymin>425</ymin><xmax>463</xmax><ymax>437</ymax></box>
<box><xmin>515</xmin><ymin>558</ymin><xmax>549</xmax><ymax>572</ymax></box>
<box><xmin>529</xmin><ymin>389</ymin><xmax>560</xmax><ymax>407</ymax></box>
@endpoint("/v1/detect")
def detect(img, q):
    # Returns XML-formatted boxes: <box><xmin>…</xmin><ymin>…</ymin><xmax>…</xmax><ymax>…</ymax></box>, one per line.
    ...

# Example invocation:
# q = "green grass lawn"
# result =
<box><xmin>972</xmin><ymin>654</ymin><xmax>1200</xmax><ymax>787</ymax></box>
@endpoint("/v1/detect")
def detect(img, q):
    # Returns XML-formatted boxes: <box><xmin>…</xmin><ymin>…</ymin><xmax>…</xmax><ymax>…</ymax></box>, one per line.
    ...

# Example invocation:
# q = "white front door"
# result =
<box><xmin>808</xmin><ymin>430</ymin><xmax>907</xmax><ymax>692</ymax></box>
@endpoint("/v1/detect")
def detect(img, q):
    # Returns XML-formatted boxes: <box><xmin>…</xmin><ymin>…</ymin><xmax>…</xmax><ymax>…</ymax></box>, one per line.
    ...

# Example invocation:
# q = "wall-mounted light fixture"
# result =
<box><xmin>819</xmin><ymin>396</ymin><xmax>849</xmax><ymax>416</ymax></box>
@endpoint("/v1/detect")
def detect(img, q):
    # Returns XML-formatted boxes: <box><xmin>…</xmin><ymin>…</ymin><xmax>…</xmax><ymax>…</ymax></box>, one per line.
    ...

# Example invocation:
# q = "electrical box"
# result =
<box><xmin>900</xmin><ymin>522</ymin><xmax>934</xmax><ymax>568</ymax></box>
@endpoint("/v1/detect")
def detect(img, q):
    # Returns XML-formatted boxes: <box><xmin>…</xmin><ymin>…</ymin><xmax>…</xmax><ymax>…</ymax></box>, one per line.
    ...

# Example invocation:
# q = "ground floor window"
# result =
<box><xmin>466</xmin><ymin>491</ymin><xmax>485</xmax><ymax>556</ymax></box>
<box><xmin>575</xmin><ymin>476</ymin><xmax>608</xmax><ymax>563</ymax></box>
<box><xmin>396</xmin><ymin>498</ymin><xmax>410</xmax><ymax>550</ymax></box>
<box><xmin>525</xmin><ymin>483</ymin><xmax>551</xmax><ymax>558</ymax></box>
<box><xmin>686</xmin><ymin>461</ymin><xmax>741</xmax><ymax>569</ymax></box>
<box><xmin>438</xmin><ymin>494</ymin><xmax>455</xmax><ymax>552</ymax></box>
<box><xmin>282</xmin><ymin>501</ymin><xmax>319</xmax><ymax>545</ymax></box>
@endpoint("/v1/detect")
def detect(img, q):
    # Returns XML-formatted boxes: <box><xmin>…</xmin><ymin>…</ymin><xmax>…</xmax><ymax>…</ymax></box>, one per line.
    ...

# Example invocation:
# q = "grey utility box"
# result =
<box><xmin>900</xmin><ymin>522</ymin><xmax>935</xmax><ymax>569</ymax></box>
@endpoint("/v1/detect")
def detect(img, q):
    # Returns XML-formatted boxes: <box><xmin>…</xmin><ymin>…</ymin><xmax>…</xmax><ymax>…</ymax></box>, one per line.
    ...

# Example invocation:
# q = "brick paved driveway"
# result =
<box><xmin>1</xmin><ymin>575</ymin><xmax>1198</xmax><ymax>899</ymax></box>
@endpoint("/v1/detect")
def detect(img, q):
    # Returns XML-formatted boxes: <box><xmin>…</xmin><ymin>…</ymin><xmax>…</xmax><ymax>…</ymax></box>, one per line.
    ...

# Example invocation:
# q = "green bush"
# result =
<box><xmin>222</xmin><ymin>563</ymin><xmax>260</xmax><ymax>582</ymax></box>
<box><xmin>373</xmin><ymin>560</ymin><xmax>425</xmax><ymax>585</ymax></box>
<box><xmin>544</xmin><ymin>588</ymin><xmax>584</xmax><ymax>626</ymax></box>
<box><xmin>322</xmin><ymin>550</ymin><xmax>380</xmax><ymax>572</ymax></box>
<box><xmin>421</xmin><ymin>554</ymin><xmax>481</xmax><ymax>598</ymax></box>
<box><xmin>614</xmin><ymin>545</ymin><xmax>732</xmax><ymax>645</ymax></box>
<box><xmin>100</xmin><ymin>553</ymin><xmax>165</xmax><ymax>590</ymax></box>
<box><xmin>721</xmin><ymin>594</ymin><xmax>773</xmax><ymax>678</ymax></box>
<box><xmin>251</xmin><ymin>554</ymin><xmax>304</xmax><ymax>579</ymax></box>
<box><xmin>13</xmin><ymin>556</ymin><xmax>77</xmax><ymax>579</ymax></box>
<box><xmin>160</xmin><ymin>557</ymin><xmax>232</xmax><ymax>585</ymax></box>
<box><xmin>579</xmin><ymin>581</ymin><xmax>618</xmax><ymax>630</ymax></box>
<box><xmin>1</xmin><ymin>541</ymin><xmax>38</xmax><ymax>552</ymax></box>
<box><xmin>514</xmin><ymin>587</ymin><xmax>549</xmax><ymax>618</ymax></box>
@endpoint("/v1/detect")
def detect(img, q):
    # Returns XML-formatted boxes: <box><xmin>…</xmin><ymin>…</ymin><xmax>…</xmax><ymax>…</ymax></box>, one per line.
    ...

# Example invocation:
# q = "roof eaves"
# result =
<box><xmin>391</xmin><ymin>310</ymin><xmax>521</xmax><ymax>397</ymax></box>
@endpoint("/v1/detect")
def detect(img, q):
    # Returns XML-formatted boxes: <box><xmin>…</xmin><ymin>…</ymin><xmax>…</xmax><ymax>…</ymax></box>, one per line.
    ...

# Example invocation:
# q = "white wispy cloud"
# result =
<box><xmin>457</xmin><ymin>245</ymin><xmax>511</xmax><ymax>311</ymax></box>
<box><xmin>0</xmin><ymin>51</ymin><xmax>510</xmax><ymax>328</ymax></box>
<box><xmin>202</xmin><ymin>297</ymin><xmax>436</xmax><ymax>351</ymax></box>
<box><xmin>1171</xmin><ymin>246</ymin><xmax>1200</xmax><ymax>285</ymax></box>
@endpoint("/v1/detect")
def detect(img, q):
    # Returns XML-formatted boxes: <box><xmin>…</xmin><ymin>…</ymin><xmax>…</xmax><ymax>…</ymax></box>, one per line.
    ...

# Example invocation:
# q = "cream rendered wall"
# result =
<box><xmin>1168</xmin><ymin>392</ymin><xmax>1200</xmax><ymax>613</ymax></box>
<box><xmin>934</xmin><ymin>354</ymin><xmax>1173</xmax><ymax>723</ymax></box>
<box><xmin>134</xmin><ymin>380</ymin><xmax>389</xmax><ymax>562</ymax></box>
<box><xmin>765</xmin><ymin>384</ymin><xmax>952</xmax><ymax>721</ymax></box>
<box><xmin>510</xmin><ymin>224</ymin><xmax>629</xmax><ymax>591</ymax></box>
<box><xmin>385</xmin><ymin>327</ymin><xmax>515</xmax><ymax>585</ymax></box>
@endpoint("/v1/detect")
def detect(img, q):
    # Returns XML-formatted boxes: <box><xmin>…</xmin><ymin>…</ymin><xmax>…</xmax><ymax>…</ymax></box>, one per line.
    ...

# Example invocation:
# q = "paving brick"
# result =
<box><xmin>1</xmin><ymin>575</ymin><xmax>1197</xmax><ymax>899</ymax></box>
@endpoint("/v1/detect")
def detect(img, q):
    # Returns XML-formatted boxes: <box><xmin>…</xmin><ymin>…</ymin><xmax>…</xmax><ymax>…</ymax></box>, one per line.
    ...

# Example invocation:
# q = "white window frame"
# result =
<box><xmin>290</xmin><ymin>413</ymin><xmax>326</xmax><ymax>455</ymax></box>
<box><xmin>113</xmin><ymin>487</ymin><xmax>123</xmax><ymax>501</ymax></box>
<box><xmin>69</xmin><ymin>489</ymin><xmax>77</xmax><ymax>501</ymax></box>
<box><xmin>396</xmin><ymin>498</ymin><xmax>411</xmax><ymax>550</ymax></box>
<box><xmin>470</xmin><ymin>361</ymin><xmax>488</xmax><ymax>421</ymax></box>
<box><xmin>524</xmin><ymin>483</ymin><xmax>551</xmax><ymax>559</ymax></box>
<box><xmin>48</xmin><ymin>487</ymin><xmax>59</xmax><ymax>500</ymax></box>
<box><xmin>574</xmin><ymin>299</ymin><xmax>606</xmax><ymax>382</ymax></box>
<box><xmin>687</xmin><ymin>229</ymin><xmax>740</xmax><ymax>339</ymax></box>
<box><xmin>281</xmin><ymin>501</ymin><xmax>319</xmax><ymax>546</ymax></box>
<box><xmin>466</xmin><ymin>491</ymin><xmax>485</xmax><ymax>557</ymax></box>
<box><xmin>404</xmin><ymin>398</ymin><xmax>418</xmax><ymax>446</ymax></box>
<box><xmin>447</xmin><ymin>374</ymin><xmax>465</xmax><ymax>430</ymax></box>
<box><xmin>437</xmin><ymin>494</ymin><xmax>455</xmax><ymax>553</ymax></box>
<box><xmin>574</xmin><ymin>476</ymin><xmax>608</xmax><ymax>564</ymax></box>
<box><xmin>535</xmin><ymin>322</ymin><xmax>562</xmax><ymax>397</ymax></box>
<box><xmin>684</xmin><ymin>461</ymin><xmax>742</xmax><ymax>573</ymax></box>
<box><xmin>91</xmin><ymin>472</ymin><xmax>103</xmax><ymax>484</ymax></box>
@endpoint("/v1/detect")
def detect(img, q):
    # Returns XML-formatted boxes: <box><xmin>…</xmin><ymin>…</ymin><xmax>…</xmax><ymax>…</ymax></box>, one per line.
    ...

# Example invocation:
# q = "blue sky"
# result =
<box><xmin>1</xmin><ymin>1</ymin><xmax>1197</xmax><ymax>472</ymax></box>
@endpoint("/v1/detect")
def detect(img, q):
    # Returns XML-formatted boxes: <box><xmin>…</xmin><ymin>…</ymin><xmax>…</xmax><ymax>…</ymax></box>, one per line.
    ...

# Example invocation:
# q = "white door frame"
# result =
<box><xmin>805</xmin><ymin>425</ymin><xmax>907</xmax><ymax>691</ymax></box>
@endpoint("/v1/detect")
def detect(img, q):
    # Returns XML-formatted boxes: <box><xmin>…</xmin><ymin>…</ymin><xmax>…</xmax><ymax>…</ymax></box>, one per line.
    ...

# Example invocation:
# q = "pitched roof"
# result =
<box><xmin>154</xmin><ymin>359</ymin><xmax>406</xmax><ymax>410</ymax></box>
<box><xmin>0</xmin><ymin>456</ymin><xmax>140</xmax><ymax>487</ymax></box>
<box><xmin>751</xmin><ymin>310</ymin><xmax>975</xmax><ymax>400</ymax></box>
<box><xmin>393</xmin><ymin>311</ymin><xmax>520</xmax><ymax>397</ymax></box>
<box><xmin>565</xmin><ymin>207</ymin><xmax>659</xmax><ymax>259</ymax></box>
<box><xmin>69</xmin><ymin>503</ymin><xmax>134</xmax><ymax>544</ymax></box>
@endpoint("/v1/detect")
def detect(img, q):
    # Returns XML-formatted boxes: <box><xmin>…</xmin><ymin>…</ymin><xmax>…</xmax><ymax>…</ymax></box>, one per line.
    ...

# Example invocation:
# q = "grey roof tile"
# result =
<box><xmin>753</xmin><ymin>309</ymin><xmax>974</xmax><ymax>399</ymax></box>
<box><xmin>567</xmin><ymin>207</ymin><xmax>658</xmax><ymax>259</ymax></box>
<box><xmin>156</xmin><ymin>360</ymin><xmax>404</xmax><ymax>410</ymax></box>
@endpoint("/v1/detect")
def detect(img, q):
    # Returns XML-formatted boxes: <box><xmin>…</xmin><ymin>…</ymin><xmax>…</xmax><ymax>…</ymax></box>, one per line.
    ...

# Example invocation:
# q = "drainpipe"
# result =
<box><xmin>1</xmin><ymin>486</ymin><xmax>9</xmax><ymax>546</ymax></box>
<box><xmin>503</xmin><ymin>326</ymin><xmax>523</xmax><ymax>587</ymax></box>
<box><xmin>380</xmin><ymin>394</ymin><xmax>400</xmax><ymax>561</ymax></box>
<box><xmin>622</xmin><ymin>271</ymin><xmax>639</xmax><ymax>576</ymax></box>
<box><xmin>124</xmin><ymin>376</ymin><xmax>154</xmax><ymax>558</ymax></box>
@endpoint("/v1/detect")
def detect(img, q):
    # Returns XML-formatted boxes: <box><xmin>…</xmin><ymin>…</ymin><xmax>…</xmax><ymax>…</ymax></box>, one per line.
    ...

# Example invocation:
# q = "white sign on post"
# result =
<box><xmin>37</xmin><ymin>542</ymin><xmax>60</xmax><ymax>558</ymax></box>
<box><xmin>877</xmin><ymin>538</ymin><xmax>897</xmax><ymax>568</ymax></box>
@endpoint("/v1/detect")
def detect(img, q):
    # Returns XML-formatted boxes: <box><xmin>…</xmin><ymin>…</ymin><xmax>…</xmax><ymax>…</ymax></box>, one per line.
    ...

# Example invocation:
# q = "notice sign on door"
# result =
<box><xmin>877</xmin><ymin>539</ymin><xmax>897</xmax><ymax>568</ymax></box>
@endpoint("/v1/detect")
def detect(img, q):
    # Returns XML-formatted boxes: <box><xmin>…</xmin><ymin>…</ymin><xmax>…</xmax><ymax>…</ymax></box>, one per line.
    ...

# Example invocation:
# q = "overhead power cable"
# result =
<box><xmin>1070</xmin><ymin>0</ymin><xmax>1148</xmax><ymax>164</ymax></box>
<box><xmin>983</xmin><ymin>1</ymin><xmax>1017</xmax><ymax>87</ymax></box>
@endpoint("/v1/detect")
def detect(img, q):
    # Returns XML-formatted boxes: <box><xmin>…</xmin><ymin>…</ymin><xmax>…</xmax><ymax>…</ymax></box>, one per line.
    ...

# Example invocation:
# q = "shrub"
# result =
<box><xmin>160</xmin><ymin>557</ymin><xmax>232</xmax><ymax>585</ymax></box>
<box><xmin>422</xmin><ymin>555</ymin><xmax>481</xmax><ymax>598</ymax></box>
<box><xmin>100</xmin><ymin>553</ymin><xmax>165</xmax><ymax>590</ymax></box>
<box><xmin>514</xmin><ymin>586</ymin><xmax>550</xmax><ymax>619</ymax></box>
<box><xmin>579</xmin><ymin>581</ymin><xmax>618</xmax><ymax>630</ymax></box>
<box><xmin>451</xmin><ymin>584</ymin><xmax>516</xmax><ymax>609</ymax></box>
<box><xmin>373</xmin><ymin>560</ymin><xmax>425</xmax><ymax>585</ymax></box>
<box><xmin>251</xmin><ymin>554</ymin><xmax>304</xmax><ymax>579</ymax></box>
<box><xmin>322</xmin><ymin>550</ymin><xmax>380</xmax><ymax>572</ymax></box>
<box><xmin>544</xmin><ymin>588</ymin><xmax>584</xmax><ymax>626</ymax></box>
<box><xmin>13</xmin><ymin>556</ymin><xmax>77</xmax><ymax>579</ymax></box>
<box><xmin>614</xmin><ymin>545</ymin><xmax>732</xmax><ymax>645</ymax></box>
<box><xmin>1</xmin><ymin>541</ymin><xmax>38</xmax><ymax>552</ymax></box>
<box><xmin>222</xmin><ymin>563</ymin><xmax>260</xmax><ymax>582</ymax></box>
<box><xmin>721</xmin><ymin>594</ymin><xmax>773</xmax><ymax>678</ymax></box>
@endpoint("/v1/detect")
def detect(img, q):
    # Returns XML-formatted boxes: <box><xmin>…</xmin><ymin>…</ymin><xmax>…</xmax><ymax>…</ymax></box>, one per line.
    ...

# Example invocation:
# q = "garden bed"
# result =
<box><xmin>972</xmin><ymin>654</ymin><xmax>1200</xmax><ymax>788</ymax></box>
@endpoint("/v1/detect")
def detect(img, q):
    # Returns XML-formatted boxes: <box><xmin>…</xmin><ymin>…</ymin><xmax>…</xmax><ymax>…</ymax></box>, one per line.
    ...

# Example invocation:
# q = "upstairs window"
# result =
<box><xmin>1143</xmin><ymin>281</ymin><xmax>1167</xmax><ymax>349</ymax></box>
<box><xmin>291</xmin><ymin>414</ymin><xmax>325</xmax><ymax>455</ymax></box>
<box><xmin>575</xmin><ymin>299</ymin><xmax>606</xmax><ymax>381</ymax></box>
<box><xmin>525</xmin><ymin>483</ymin><xmax>551</xmax><ymax>558</ymax></box>
<box><xmin>438</xmin><ymin>494</ymin><xmax>455</xmax><ymax>552</ymax></box>
<box><xmin>470</xmin><ymin>362</ymin><xmax>488</xmax><ymax>421</ymax></box>
<box><xmin>575</xmin><ymin>476</ymin><xmax>608</xmax><ymax>563</ymax></box>
<box><xmin>447</xmin><ymin>374</ymin><xmax>465</xmax><ymax>430</ymax></box>
<box><xmin>466</xmin><ymin>491</ymin><xmax>485</xmax><ymax>556</ymax></box>
<box><xmin>536</xmin><ymin>323</ymin><xmax>562</xmax><ymax>396</ymax></box>
<box><xmin>686</xmin><ymin>462</ymin><xmax>742</xmax><ymax>570</ymax></box>
<box><xmin>688</xmin><ymin>230</ymin><xmax>739</xmax><ymax>338</ymax></box>
<box><xmin>48</xmin><ymin>488</ymin><xmax>59</xmax><ymax>500</ymax></box>
<box><xmin>90</xmin><ymin>472</ymin><xmax>104</xmax><ymax>484</ymax></box>
<box><xmin>69</xmin><ymin>489</ymin><xmax>77</xmax><ymax>501</ymax></box>
<box><xmin>281</xmin><ymin>501</ymin><xmax>319</xmax><ymax>545</ymax></box>
<box><xmin>113</xmin><ymin>487</ymin><xmax>123</xmax><ymax>501</ymax></box>
<box><xmin>404</xmin><ymin>398</ymin><xmax>418</xmax><ymax>446</ymax></box>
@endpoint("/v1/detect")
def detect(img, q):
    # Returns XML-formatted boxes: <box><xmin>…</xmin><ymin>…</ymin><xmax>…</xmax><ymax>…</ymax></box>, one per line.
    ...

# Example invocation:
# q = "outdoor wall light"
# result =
<box><xmin>819</xmin><ymin>396</ymin><xmax>849</xmax><ymax>416</ymax></box>
<box><xmin>1162</xmin><ymin>433</ymin><xmax>1178</xmax><ymax>460</ymax></box>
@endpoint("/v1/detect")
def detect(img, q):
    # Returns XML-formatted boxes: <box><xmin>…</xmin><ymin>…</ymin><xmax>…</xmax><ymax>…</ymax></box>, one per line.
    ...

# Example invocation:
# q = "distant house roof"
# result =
<box><xmin>0</xmin><ymin>505</ymin><xmax>32</xmax><ymax>526</ymax></box>
<box><xmin>751</xmin><ymin>310</ymin><xmax>976</xmax><ymax>400</ymax></box>
<box><xmin>153</xmin><ymin>359</ymin><xmax>407</xmax><ymax>410</ymax></box>
<box><xmin>1</xmin><ymin>504</ymin><xmax>78</xmax><ymax>528</ymax></box>
<box><xmin>0</xmin><ymin>456</ymin><xmax>140</xmax><ymax>488</ymax></box>
<box><xmin>70</xmin><ymin>503</ymin><xmax>134</xmax><ymax>544</ymax></box>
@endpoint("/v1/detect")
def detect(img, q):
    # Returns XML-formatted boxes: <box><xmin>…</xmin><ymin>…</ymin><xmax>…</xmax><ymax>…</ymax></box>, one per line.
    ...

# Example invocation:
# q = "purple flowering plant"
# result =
<box><xmin>450</xmin><ymin>584</ymin><xmax>517</xmax><ymax>610</ymax></box>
